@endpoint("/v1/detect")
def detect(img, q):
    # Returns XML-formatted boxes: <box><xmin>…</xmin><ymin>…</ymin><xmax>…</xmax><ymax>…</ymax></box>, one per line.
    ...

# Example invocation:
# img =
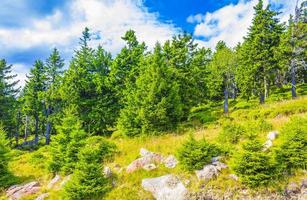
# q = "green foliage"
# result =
<box><xmin>232</xmin><ymin>139</ymin><xmax>276</xmax><ymax>188</ymax></box>
<box><xmin>275</xmin><ymin>116</ymin><xmax>307</xmax><ymax>173</ymax></box>
<box><xmin>177</xmin><ymin>136</ymin><xmax>221</xmax><ymax>171</ymax></box>
<box><xmin>117</xmin><ymin>43</ymin><xmax>184</xmax><ymax>136</ymax></box>
<box><xmin>63</xmin><ymin>136</ymin><xmax>117</xmax><ymax>200</ymax></box>
<box><xmin>219</xmin><ymin>122</ymin><xmax>246</xmax><ymax>144</ymax></box>
<box><xmin>49</xmin><ymin>107</ymin><xmax>87</xmax><ymax>174</ymax></box>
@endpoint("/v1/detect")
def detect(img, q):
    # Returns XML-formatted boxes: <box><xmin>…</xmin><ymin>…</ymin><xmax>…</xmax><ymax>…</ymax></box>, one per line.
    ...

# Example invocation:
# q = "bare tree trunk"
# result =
<box><xmin>291</xmin><ymin>60</ymin><xmax>297</xmax><ymax>98</ymax></box>
<box><xmin>260</xmin><ymin>90</ymin><xmax>265</xmax><ymax>104</ymax></box>
<box><xmin>264</xmin><ymin>76</ymin><xmax>269</xmax><ymax>99</ymax></box>
<box><xmin>224</xmin><ymin>88</ymin><xmax>229</xmax><ymax>113</ymax></box>
<box><xmin>24</xmin><ymin>115</ymin><xmax>29</xmax><ymax>142</ymax></box>
<box><xmin>15</xmin><ymin>110</ymin><xmax>20</xmax><ymax>145</ymax></box>
<box><xmin>34</xmin><ymin>114</ymin><xmax>39</xmax><ymax>144</ymax></box>
<box><xmin>45</xmin><ymin>105</ymin><xmax>52</xmax><ymax>145</ymax></box>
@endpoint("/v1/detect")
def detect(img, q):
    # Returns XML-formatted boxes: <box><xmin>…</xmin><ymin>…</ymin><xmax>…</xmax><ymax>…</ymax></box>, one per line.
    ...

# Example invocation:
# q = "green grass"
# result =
<box><xmin>1</xmin><ymin>94</ymin><xmax>307</xmax><ymax>200</ymax></box>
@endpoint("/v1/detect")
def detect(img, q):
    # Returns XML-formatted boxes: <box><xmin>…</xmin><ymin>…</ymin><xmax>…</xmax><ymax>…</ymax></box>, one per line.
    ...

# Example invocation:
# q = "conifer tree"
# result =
<box><xmin>237</xmin><ymin>0</ymin><xmax>283</xmax><ymax>103</ymax></box>
<box><xmin>23</xmin><ymin>60</ymin><xmax>46</xmax><ymax>143</ymax></box>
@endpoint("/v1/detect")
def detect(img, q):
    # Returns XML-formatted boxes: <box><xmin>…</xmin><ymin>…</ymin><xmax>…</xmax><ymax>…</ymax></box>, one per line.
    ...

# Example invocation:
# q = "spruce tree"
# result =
<box><xmin>237</xmin><ymin>0</ymin><xmax>283</xmax><ymax>103</ymax></box>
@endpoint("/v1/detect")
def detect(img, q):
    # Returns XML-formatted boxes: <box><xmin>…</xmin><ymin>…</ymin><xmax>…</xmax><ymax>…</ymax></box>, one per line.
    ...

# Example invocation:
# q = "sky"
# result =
<box><xmin>0</xmin><ymin>0</ymin><xmax>298</xmax><ymax>87</ymax></box>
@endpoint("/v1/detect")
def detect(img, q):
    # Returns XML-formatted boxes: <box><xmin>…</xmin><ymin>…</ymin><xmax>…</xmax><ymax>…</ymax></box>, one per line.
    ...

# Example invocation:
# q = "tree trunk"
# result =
<box><xmin>45</xmin><ymin>105</ymin><xmax>52</xmax><ymax>145</ymax></box>
<box><xmin>260</xmin><ymin>91</ymin><xmax>265</xmax><ymax>104</ymax></box>
<box><xmin>34</xmin><ymin>114</ymin><xmax>39</xmax><ymax>144</ymax></box>
<box><xmin>15</xmin><ymin>111</ymin><xmax>20</xmax><ymax>145</ymax></box>
<box><xmin>224</xmin><ymin>88</ymin><xmax>229</xmax><ymax>113</ymax></box>
<box><xmin>24</xmin><ymin>115</ymin><xmax>29</xmax><ymax>142</ymax></box>
<box><xmin>291</xmin><ymin>60</ymin><xmax>297</xmax><ymax>99</ymax></box>
<box><xmin>264</xmin><ymin>76</ymin><xmax>269</xmax><ymax>99</ymax></box>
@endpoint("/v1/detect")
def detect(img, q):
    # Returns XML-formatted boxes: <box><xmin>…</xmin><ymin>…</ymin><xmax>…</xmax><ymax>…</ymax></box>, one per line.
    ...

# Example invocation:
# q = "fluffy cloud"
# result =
<box><xmin>0</xmin><ymin>0</ymin><xmax>180</xmax><ymax>87</ymax></box>
<box><xmin>188</xmin><ymin>0</ymin><xmax>297</xmax><ymax>49</ymax></box>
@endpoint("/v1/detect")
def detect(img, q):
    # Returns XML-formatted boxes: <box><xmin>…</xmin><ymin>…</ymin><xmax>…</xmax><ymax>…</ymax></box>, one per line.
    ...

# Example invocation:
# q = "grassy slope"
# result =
<box><xmin>1</xmin><ymin>95</ymin><xmax>307</xmax><ymax>200</ymax></box>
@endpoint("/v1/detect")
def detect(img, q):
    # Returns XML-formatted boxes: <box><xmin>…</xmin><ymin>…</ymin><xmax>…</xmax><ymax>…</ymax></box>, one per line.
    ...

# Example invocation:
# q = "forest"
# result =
<box><xmin>0</xmin><ymin>0</ymin><xmax>306</xmax><ymax>200</ymax></box>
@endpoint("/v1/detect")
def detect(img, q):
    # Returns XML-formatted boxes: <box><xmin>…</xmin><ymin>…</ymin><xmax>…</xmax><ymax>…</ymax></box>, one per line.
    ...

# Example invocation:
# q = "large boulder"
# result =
<box><xmin>142</xmin><ymin>174</ymin><xmax>188</xmax><ymax>200</ymax></box>
<box><xmin>126</xmin><ymin>148</ymin><xmax>163</xmax><ymax>173</ymax></box>
<box><xmin>47</xmin><ymin>174</ymin><xmax>61</xmax><ymax>189</ymax></box>
<box><xmin>163</xmin><ymin>155</ymin><xmax>178</xmax><ymax>169</ymax></box>
<box><xmin>6</xmin><ymin>181</ymin><xmax>40</xmax><ymax>200</ymax></box>
<box><xmin>195</xmin><ymin>165</ymin><xmax>219</xmax><ymax>181</ymax></box>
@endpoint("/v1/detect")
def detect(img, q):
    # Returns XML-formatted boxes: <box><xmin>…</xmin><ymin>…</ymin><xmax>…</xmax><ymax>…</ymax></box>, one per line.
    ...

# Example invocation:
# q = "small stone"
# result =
<box><xmin>47</xmin><ymin>174</ymin><xmax>61</xmax><ymax>189</ymax></box>
<box><xmin>212</xmin><ymin>161</ymin><xmax>227</xmax><ymax>171</ymax></box>
<box><xmin>140</xmin><ymin>148</ymin><xmax>152</xmax><ymax>157</ymax></box>
<box><xmin>229</xmin><ymin>174</ymin><xmax>239</xmax><ymax>181</ymax></box>
<box><xmin>211</xmin><ymin>156</ymin><xmax>221</xmax><ymax>163</ymax></box>
<box><xmin>286</xmin><ymin>182</ymin><xmax>301</xmax><ymax>195</ymax></box>
<box><xmin>195</xmin><ymin>165</ymin><xmax>218</xmax><ymax>181</ymax></box>
<box><xmin>163</xmin><ymin>155</ymin><xmax>178</xmax><ymax>168</ymax></box>
<box><xmin>143</xmin><ymin>163</ymin><xmax>157</xmax><ymax>171</ymax></box>
<box><xmin>267</xmin><ymin>131</ymin><xmax>278</xmax><ymax>141</ymax></box>
<box><xmin>103</xmin><ymin>166</ymin><xmax>112</xmax><ymax>178</ymax></box>
<box><xmin>301</xmin><ymin>179</ymin><xmax>307</xmax><ymax>189</ymax></box>
<box><xmin>35</xmin><ymin>193</ymin><xmax>49</xmax><ymax>200</ymax></box>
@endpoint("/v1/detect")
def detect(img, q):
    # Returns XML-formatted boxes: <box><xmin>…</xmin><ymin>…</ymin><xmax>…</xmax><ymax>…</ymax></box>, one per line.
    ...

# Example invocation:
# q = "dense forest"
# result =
<box><xmin>0</xmin><ymin>1</ymin><xmax>306</xmax><ymax>200</ymax></box>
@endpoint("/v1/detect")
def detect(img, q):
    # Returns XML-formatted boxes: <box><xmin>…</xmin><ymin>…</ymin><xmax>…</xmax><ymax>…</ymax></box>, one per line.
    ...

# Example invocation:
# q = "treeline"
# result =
<box><xmin>0</xmin><ymin>0</ymin><xmax>306</xmax><ymax>144</ymax></box>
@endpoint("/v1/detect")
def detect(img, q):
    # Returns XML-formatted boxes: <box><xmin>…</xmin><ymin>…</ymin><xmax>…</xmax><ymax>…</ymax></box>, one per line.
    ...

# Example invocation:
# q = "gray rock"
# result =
<box><xmin>229</xmin><ymin>174</ymin><xmax>239</xmax><ymax>181</ymax></box>
<box><xmin>6</xmin><ymin>181</ymin><xmax>40</xmax><ymax>200</ymax></box>
<box><xmin>267</xmin><ymin>131</ymin><xmax>278</xmax><ymax>141</ymax></box>
<box><xmin>142</xmin><ymin>174</ymin><xmax>188</xmax><ymax>200</ymax></box>
<box><xmin>211</xmin><ymin>156</ymin><xmax>221</xmax><ymax>163</ymax></box>
<box><xmin>286</xmin><ymin>182</ymin><xmax>301</xmax><ymax>195</ymax></box>
<box><xmin>212</xmin><ymin>161</ymin><xmax>227</xmax><ymax>171</ymax></box>
<box><xmin>47</xmin><ymin>174</ymin><xmax>61</xmax><ymax>189</ymax></box>
<box><xmin>35</xmin><ymin>193</ymin><xmax>49</xmax><ymax>200</ymax></box>
<box><xmin>301</xmin><ymin>178</ymin><xmax>307</xmax><ymax>189</ymax></box>
<box><xmin>140</xmin><ymin>148</ymin><xmax>152</xmax><ymax>157</ymax></box>
<box><xmin>103</xmin><ymin>166</ymin><xmax>112</xmax><ymax>178</ymax></box>
<box><xmin>163</xmin><ymin>155</ymin><xmax>178</xmax><ymax>168</ymax></box>
<box><xmin>195</xmin><ymin>165</ymin><xmax>219</xmax><ymax>181</ymax></box>
<box><xmin>143</xmin><ymin>163</ymin><xmax>157</xmax><ymax>171</ymax></box>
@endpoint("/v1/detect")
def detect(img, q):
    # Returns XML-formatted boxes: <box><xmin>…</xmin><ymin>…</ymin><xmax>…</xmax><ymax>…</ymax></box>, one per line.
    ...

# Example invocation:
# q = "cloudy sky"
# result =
<box><xmin>0</xmin><ymin>0</ymin><xmax>298</xmax><ymax>87</ymax></box>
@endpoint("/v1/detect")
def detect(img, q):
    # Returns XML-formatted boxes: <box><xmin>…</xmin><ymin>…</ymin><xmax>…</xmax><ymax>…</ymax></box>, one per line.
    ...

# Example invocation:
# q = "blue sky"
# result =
<box><xmin>0</xmin><ymin>0</ymin><xmax>297</xmax><ymax>87</ymax></box>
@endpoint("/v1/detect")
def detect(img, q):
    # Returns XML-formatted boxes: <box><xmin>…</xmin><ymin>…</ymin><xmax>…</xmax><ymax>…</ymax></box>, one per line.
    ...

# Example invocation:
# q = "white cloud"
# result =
<box><xmin>0</xmin><ymin>0</ymin><xmax>180</xmax><ymax>87</ymax></box>
<box><xmin>189</xmin><ymin>0</ymin><xmax>298</xmax><ymax>49</ymax></box>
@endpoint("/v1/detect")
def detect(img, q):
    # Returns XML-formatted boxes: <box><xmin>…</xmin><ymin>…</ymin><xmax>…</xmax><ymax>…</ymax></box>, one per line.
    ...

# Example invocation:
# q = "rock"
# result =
<box><xmin>229</xmin><ymin>174</ymin><xmax>239</xmax><ymax>181</ymax></box>
<box><xmin>211</xmin><ymin>156</ymin><xmax>221</xmax><ymax>163</ymax></box>
<box><xmin>141</xmin><ymin>174</ymin><xmax>188</xmax><ymax>200</ymax></box>
<box><xmin>263</xmin><ymin>140</ymin><xmax>273</xmax><ymax>151</ymax></box>
<box><xmin>103</xmin><ymin>166</ymin><xmax>112</xmax><ymax>178</ymax></box>
<box><xmin>47</xmin><ymin>174</ymin><xmax>61</xmax><ymax>189</ymax></box>
<box><xmin>143</xmin><ymin>163</ymin><xmax>157</xmax><ymax>171</ymax></box>
<box><xmin>301</xmin><ymin>178</ymin><xmax>307</xmax><ymax>189</ymax></box>
<box><xmin>126</xmin><ymin>148</ymin><xmax>163</xmax><ymax>173</ymax></box>
<box><xmin>286</xmin><ymin>182</ymin><xmax>301</xmax><ymax>195</ymax></box>
<box><xmin>298</xmin><ymin>188</ymin><xmax>307</xmax><ymax>200</ymax></box>
<box><xmin>35</xmin><ymin>193</ymin><xmax>49</xmax><ymax>200</ymax></box>
<box><xmin>195</xmin><ymin>165</ymin><xmax>219</xmax><ymax>181</ymax></box>
<box><xmin>163</xmin><ymin>155</ymin><xmax>178</xmax><ymax>168</ymax></box>
<box><xmin>59</xmin><ymin>175</ymin><xmax>71</xmax><ymax>188</ymax></box>
<box><xmin>6</xmin><ymin>181</ymin><xmax>40</xmax><ymax>200</ymax></box>
<box><xmin>267</xmin><ymin>131</ymin><xmax>278</xmax><ymax>141</ymax></box>
<box><xmin>212</xmin><ymin>161</ymin><xmax>227</xmax><ymax>171</ymax></box>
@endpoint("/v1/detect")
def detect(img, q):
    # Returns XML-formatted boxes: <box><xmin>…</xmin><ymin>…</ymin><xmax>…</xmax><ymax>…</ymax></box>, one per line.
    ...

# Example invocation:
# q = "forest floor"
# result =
<box><xmin>1</xmin><ymin>92</ymin><xmax>307</xmax><ymax>200</ymax></box>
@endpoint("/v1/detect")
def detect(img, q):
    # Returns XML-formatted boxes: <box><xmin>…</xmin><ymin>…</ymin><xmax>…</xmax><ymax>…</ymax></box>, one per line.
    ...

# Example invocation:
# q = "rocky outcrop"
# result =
<box><xmin>195</xmin><ymin>161</ymin><xmax>228</xmax><ymax>181</ymax></box>
<box><xmin>142</xmin><ymin>174</ymin><xmax>188</xmax><ymax>200</ymax></box>
<box><xmin>6</xmin><ymin>181</ymin><xmax>40</xmax><ymax>200</ymax></box>
<box><xmin>35</xmin><ymin>193</ymin><xmax>49</xmax><ymax>200</ymax></box>
<box><xmin>126</xmin><ymin>148</ymin><xmax>179</xmax><ymax>173</ymax></box>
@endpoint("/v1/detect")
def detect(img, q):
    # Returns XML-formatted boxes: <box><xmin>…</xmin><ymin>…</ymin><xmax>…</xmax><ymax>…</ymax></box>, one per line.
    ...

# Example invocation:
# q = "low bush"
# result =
<box><xmin>63</xmin><ymin>136</ymin><xmax>117</xmax><ymax>200</ymax></box>
<box><xmin>177</xmin><ymin>136</ymin><xmax>221</xmax><ymax>171</ymax></box>
<box><xmin>218</xmin><ymin>122</ymin><xmax>246</xmax><ymax>144</ymax></box>
<box><xmin>275</xmin><ymin>116</ymin><xmax>307</xmax><ymax>173</ymax></box>
<box><xmin>232</xmin><ymin>138</ymin><xmax>276</xmax><ymax>188</ymax></box>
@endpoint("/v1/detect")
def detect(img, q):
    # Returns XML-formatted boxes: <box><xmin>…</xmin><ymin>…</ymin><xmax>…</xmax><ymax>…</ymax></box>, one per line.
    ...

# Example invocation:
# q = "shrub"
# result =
<box><xmin>218</xmin><ymin>122</ymin><xmax>246</xmax><ymax>144</ymax></box>
<box><xmin>177</xmin><ymin>136</ymin><xmax>221</xmax><ymax>171</ymax></box>
<box><xmin>232</xmin><ymin>139</ymin><xmax>276</xmax><ymax>188</ymax></box>
<box><xmin>275</xmin><ymin>116</ymin><xmax>307</xmax><ymax>173</ymax></box>
<box><xmin>49</xmin><ymin>108</ymin><xmax>87</xmax><ymax>174</ymax></box>
<box><xmin>63</xmin><ymin>136</ymin><xmax>117</xmax><ymax>200</ymax></box>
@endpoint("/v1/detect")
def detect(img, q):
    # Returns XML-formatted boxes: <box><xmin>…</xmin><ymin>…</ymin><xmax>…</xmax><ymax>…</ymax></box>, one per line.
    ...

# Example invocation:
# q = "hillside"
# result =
<box><xmin>1</xmin><ymin>95</ymin><xmax>306</xmax><ymax>200</ymax></box>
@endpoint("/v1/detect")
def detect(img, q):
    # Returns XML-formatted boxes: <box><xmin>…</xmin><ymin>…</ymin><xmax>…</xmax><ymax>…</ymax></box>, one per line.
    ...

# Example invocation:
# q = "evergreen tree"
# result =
<box><xmin>0</xmin><ymin>59</ymin><xmax>19</xmax><ymax>139</ymax></box>
<box><xmin>23</xmin><ymin>60</ymin><xmax>46</xmax><ymax>143</ymax></box>
<box><xmin>208</xmin><ymin>41</ymin><xmax>236</xmax><ymax>113</ymax></box>
<box><xmin>44</xmin><ymin>48</ymin><xmax>64</xmax><ymax>144</ymax></box>
<box><xmin>0</xmin><ymin>125</ymin><xmax>11</xmax><ymax>188</ymax></box>
<box><xmin>237</xmin><ymin>0</ymin><xmax>283</xmax><ymax>103</ymax></box>
<box><xmin>117</xmin><ymin>43</ymin><xmax>183</xmax><ymax>136</ymax></box>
